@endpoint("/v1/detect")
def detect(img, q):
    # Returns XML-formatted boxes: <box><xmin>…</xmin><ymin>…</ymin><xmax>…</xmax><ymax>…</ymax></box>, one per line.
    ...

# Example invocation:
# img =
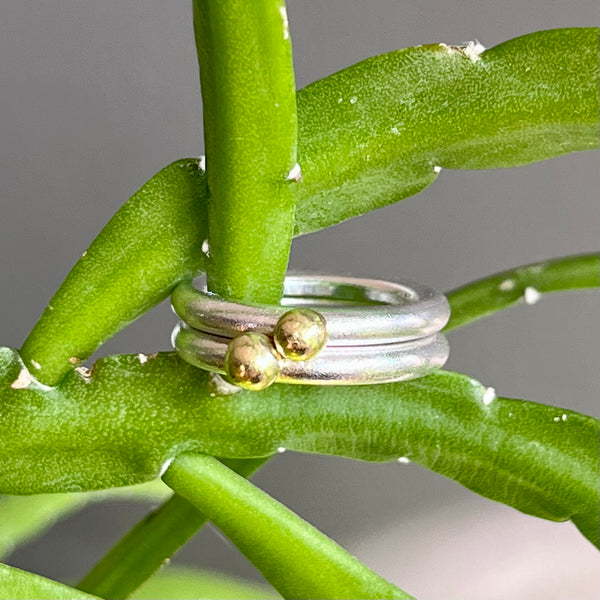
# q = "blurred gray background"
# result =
<box><xmin>1</xmin><ymin>2</ymin><xmax>598</xmax><ymax>599</ymax></box>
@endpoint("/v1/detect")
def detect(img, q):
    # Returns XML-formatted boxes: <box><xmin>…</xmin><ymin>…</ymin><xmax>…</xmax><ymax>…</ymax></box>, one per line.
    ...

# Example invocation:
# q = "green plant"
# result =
<box><xmin>1</xmin><ymin>2</ymin><xmax>598</xmax><ymax>598</ymax></box>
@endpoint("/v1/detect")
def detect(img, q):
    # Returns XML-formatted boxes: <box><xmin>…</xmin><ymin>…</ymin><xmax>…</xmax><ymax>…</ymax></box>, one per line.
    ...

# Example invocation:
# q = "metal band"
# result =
<box><xmin>172</xmin><ymin>322</ymin><xmax>449</xmax><ymax>386</ymax></box>
<box><xmin>172</xmin><ymin>275</ymin><xmax>450</xmax><ymax>345</ymax></box>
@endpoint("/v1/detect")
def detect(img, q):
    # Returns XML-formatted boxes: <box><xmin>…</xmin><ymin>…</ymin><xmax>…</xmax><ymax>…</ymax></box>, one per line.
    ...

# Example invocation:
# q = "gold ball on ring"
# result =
<box><xmin>224</xmin><ymin>333</ymin><xmax>280</xmax><ymax>391</ymax></box>
<box><xmin>273</xmin><ymin>308</ymin><xmax>328</xmax><ymax>361</ymax></box>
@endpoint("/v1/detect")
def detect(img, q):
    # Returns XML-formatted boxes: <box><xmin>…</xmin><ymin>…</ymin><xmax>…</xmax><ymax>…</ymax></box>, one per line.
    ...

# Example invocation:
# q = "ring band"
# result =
<box><xmin>171</xmin><ymin>273</ymin><xmax>450</xmax><ymax>388</ymax></box>
<box><xmin>173</xmin><ymin>323</ymin><xmax>449</xmax><ymax>385</ymax></box>
<box><xmin>172</xmin><ymin>275</ymin><xmax>450</xmax><ymax>345</ymax></box>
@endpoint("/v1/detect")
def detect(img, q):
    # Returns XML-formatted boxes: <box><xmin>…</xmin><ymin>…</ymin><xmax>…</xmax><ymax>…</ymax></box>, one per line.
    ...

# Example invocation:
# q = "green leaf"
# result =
<box><xmin>446</xmin><ymin>253</ymin><xmax>600</xmax><ymax>331</ymax></box>
<box><xmin>163</xmin><ymin>454</ymin><xmax>412</xmax><ymax>600</ymax></box>
<box><xmin>1</xmin><ymin>348</ymin><xmax>597</xmax><ymax>546</ymax></box>
<box><xmin>194</xmin><ymin>0</ymin><xmax>298</xmax><ymax>303</ymax></box>
<box><xmin>20</xmin><ymin>28</ymin><xmax>599</xmax><ymax>386</ymax></box>
<box><xmin>294</xmin><ymin>27</ymin><xmax>599</xmax><ymax>233</ymax></box>
<box><xmin>131</xmin><ymin>567</ymin><xmax>280</xmax><ymax>600</ymax></box>
<box><xmin>0</xmin><ymin>481</ymin><xmax>171</xmax><ymax>560</ymax></box>
<box><xmin>0</xmin><ymin>563</ymin><xmax>99</xmax><ymax>600</ymax></box>
<box><xmin>20</xmin><ymin>159</ymin><xmax>208</xmax><ymax>386</ymax></box>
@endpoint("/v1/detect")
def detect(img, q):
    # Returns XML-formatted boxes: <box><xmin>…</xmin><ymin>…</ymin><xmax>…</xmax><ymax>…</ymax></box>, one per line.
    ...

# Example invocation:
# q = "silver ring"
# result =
<box><xmin>171</xmin><ymin>273</ymin><xmax>450</xmax><ymax>388</ymax></box>
<box><xmin>173</xmin><ymin>323</ymin><xmax>449</xmax><ymax>385</ymax></box>
<box><xmin>172</xmin><ymin>275</ymin><xmax>450</xmax><ymax>345</ymax></box>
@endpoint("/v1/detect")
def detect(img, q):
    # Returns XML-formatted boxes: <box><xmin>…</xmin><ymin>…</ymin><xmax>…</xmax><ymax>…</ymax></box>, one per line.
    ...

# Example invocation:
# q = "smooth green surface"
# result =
<box><xmin>20</xmin><ymin>159</ymin><xmax>208</xmax><ymax>386</ymax></box>
<box><xmin>1</xmin><ymin>347</ymin><xmax>597</xmax><ymax>546</ymax></box>
<box><xmin>20</xmin><ymin>29</ymin><xmax>599</xmax><ymax>386</ymax></box>
<box><xmin>78</xmin><ymin>458</ymin><xmax>267</xmax><ymax>600</ymax></box>
<box><xmin>0</xmin><ymin>480</ymin><xmax>171</xmax><ymax>560</ymax></box>
<box><xmin>194</xmin><ymin>0</ymin><xmax>298</xmax><ymax>303</ymax></box>
<box><xmin>131</xmin><ymin>567</ymin><xmax>280</xmax><ymax>600</ymax></box>
<box><xmin>294</xmin><ymin>27</ymin><xmax>599</xmax><ymax>234</ymax></box>
<box><xmin>164</xmin><ymin>454</ymin><xmax>412</xmax><ymax>600</ymax></box>
<box><xmin>446</xmin><ymin>253</ymin><xmax>600</xmax><ymax>331</ymax></box>
<box><xmin>0</xmin><ymin>563</ymin><xmax>99</xmax><ymax>600</ymax></box>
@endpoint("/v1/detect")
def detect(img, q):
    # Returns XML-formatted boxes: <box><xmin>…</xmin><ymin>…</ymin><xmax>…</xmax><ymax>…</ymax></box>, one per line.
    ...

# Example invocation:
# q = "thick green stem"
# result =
<box><xmin>194</xmin><ymin>0</ymin><xmax>298</xmax><ymax>302</ymax></box>
<box><xmin>163</xmin><ymin>453</ymin><xmax>413</xmax><ymax>600</ymax></box>
<box><xmin>79</xmin><ymin>4</ymin><xmax>300</xmax><ymax>597</ymax></box>
<box><xmin>77</xmin><ymin>458</ymin><xmax>267</xmax><ymax>599</ymax></box>
<box><xmin>445</xmin><ymin>253</ymin><xmax>599</xmax><ymax>331</ymax></box>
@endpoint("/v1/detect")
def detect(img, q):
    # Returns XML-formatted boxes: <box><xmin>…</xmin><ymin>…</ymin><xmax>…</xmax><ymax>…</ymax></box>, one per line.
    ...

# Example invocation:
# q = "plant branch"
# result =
<box><xmin>194</xmin><ymin>0</ymin><xmax>298</xmax><ymax>302</ymax></box>
<box><xmin>445</xmin><ymin>253</ymin><xmax>600</xmax><ymax>331</ymax></box>
<box><xmin>2</xmin><ymin>347</ymin><xmax>597</xmax><ymax>546</ymax></box>
<box><xmin>77</xmin><ymin>458</ymin><xmax>267</xmax><ymax>599</ymax></box>
<box><xmin>163</xmin><ymin>453</ymin><xmax>413</xmax><ymax>600</ymax></box>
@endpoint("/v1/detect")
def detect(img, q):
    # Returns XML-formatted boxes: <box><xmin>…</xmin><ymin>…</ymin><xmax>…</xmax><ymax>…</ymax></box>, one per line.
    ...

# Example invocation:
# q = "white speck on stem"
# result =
<box><xmin>499</xmin><ymin>279</ymin><xmax>515</xmax><ymax>292</ymax></box>
<box><xmin>201</xmin><ymin>239</ymin><xmax>211</xmax><ymax>257</ymax></box>
<box><xmin>208</xmin><ymin>373</ymin><xmax>241</xmax><ymax>396</ymax></box>
<box><xmin>562</xmin><ymin>413</ymin><xmax>568</xmax><ymax>421</ymax></box>
<box><xmin>10</xmin><ymin>368</ymin><xmax>34</xmax><ymax>389</ymax></box>
<box><xmin>31</xmin><ymin>360</ymin><xmax>41</xmax><ymax>370</ymax></box>
<box><xmin>286</xmin><ymin>163</ymin><xmax>302</xmax><ymax>182</ymax></box>
<box><xmin>349</xmin><ymin>96</ymin><xmax>357</xmax><ymax>104</ymax></box>
<box><xmin>279</xmin><ymin>6</ymin><xmax>289</xmax><ymax>40</ymax></box>
<box><xmin>482</xmin><ymin>387</ymin><xmax>496</xmax><ymax>406</ymax></box>
<box><xmin>463</xmin><ymin>40</ymin><xmax>486</xmax><ymax>62</ymax></box>
<box><xmin>159</xmin><ymin>458</ymin><xmax>173</xmax><ymax>477</ymax></box>
<box><xmin>439</xmin><ymin>40</ymin><xmax>486</xmax><ymax>63</ymax></box>
<box><xmin>138</xmin><ymin>353</ymin><xmax>148</xmax><ymax>364</ymax></box>
<box><xmin>433</xmin><ymin>165</ymin><xmax>442</xmax><ymax>173</ymax></box>
<box><xmin>277</xmin><ymin>447</ymin><xmax>287</xmax><ymax>454</ymax></box>
<box><xmin>553</xmin><ymin>416</ymin><xmax>561</xmax><ymax>422</ymax></box>
<box><xmin>82</xmin><ymin>250</ymin><xmax>88</xmax><ymax>258</ymax></box>
<box><xmin>337</xmin><ymin>97</ymin><xmax>343</xmax><ymax>104</ymax></box>
<box><xmin>390</xmin><ymin>126</ymin><xmax>400</xmax><ymax>135</ymax></box>
<box><xmin>524</xmin><ymin>287</ymin><xmax>542</xmax><ymax>305</ymax></box>
<box><xmin>397</xmin><ymin>456</ymin><xmax>411</xmax><ymax>464</ymax></box>
<box><xmin>198</xmin><ymin>155</ymin><xmax>206</xmax><ymax>172</ymax></box>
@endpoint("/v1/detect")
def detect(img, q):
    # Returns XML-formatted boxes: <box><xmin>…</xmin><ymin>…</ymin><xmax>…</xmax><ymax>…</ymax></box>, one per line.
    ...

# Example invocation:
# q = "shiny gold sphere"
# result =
<box><xmin>273</xmin><ymin>308</ymin><xmax>328</xmax><ymax>361</ymax></box>
<box><xmin>224</xmin><ymin>333</ymin><xmax>280</xmax><ymax>391</ymax></box>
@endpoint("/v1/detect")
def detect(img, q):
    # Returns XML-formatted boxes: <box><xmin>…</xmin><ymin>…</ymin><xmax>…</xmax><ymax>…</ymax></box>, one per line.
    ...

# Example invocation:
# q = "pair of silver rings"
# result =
<box><xmin>171</xmin><ymin>274</ymin><xmax>450</xmax><ymax>390</ymax></box>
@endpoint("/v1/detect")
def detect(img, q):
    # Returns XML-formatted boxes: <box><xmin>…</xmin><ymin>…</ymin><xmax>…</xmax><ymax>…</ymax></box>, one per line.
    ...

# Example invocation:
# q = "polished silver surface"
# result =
<box><xmin>172</xmin><ymin>274</ymin><xmax>450</xmax><ymax>345</ymax></box>
<box><xmin>172</xmin><ymin>322</ymin><xmax>449</xmax><ymax>385</ymax></box>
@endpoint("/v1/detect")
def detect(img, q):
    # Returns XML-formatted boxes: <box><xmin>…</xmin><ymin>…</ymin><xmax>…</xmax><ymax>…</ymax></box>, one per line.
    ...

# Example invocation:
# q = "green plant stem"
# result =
<box><xmin>77</xmin><ymin>457</ymin><xmax>267</xmax><ymax>600</ymax></box>
<box><xmin>1</xmin><ymin>350</ymin><xmax>598</xmax><ymax>544</ymax></box>
<box><xmin>194</xmin><ymin>0</ymin><xmax>298</xmax><ymax>302</ymax></box>
<box><xmin>445</xmin><ymin>253</ymin><xmax>600</xmax><ymax>331</ymax></box>
<box><xmin>0</xmin><ymin>563</ymin><xmax>100</xmax><ymax>600</ymax></box>
<box><xmin>163</xmin><ymin>453</ymin><xmax>413</xmax><ymax>600</ymax></box>
<box><xmin>80</xmin><ymin>5</ymin><xmax>301</xmax><ymax>598</ymax></box>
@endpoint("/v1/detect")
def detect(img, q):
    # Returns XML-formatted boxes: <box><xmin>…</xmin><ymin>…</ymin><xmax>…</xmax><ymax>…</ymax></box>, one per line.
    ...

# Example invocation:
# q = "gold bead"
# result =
<box><xmin>273</xmin><ymin>308</ymin><xmax>328</xmax><ymax>361</ymax></box>
<box><xmin>224</xmin><ymin>333</ymin><xmax>280</xmax><ymax>391</ymax></box>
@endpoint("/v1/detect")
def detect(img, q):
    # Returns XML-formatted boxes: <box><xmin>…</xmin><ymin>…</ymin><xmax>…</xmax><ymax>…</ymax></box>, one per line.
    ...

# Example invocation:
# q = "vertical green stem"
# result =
<box><xmin>194</xmin><ymin>0</ymin><xmax>298</xmax><ymax>302</ymax></box>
